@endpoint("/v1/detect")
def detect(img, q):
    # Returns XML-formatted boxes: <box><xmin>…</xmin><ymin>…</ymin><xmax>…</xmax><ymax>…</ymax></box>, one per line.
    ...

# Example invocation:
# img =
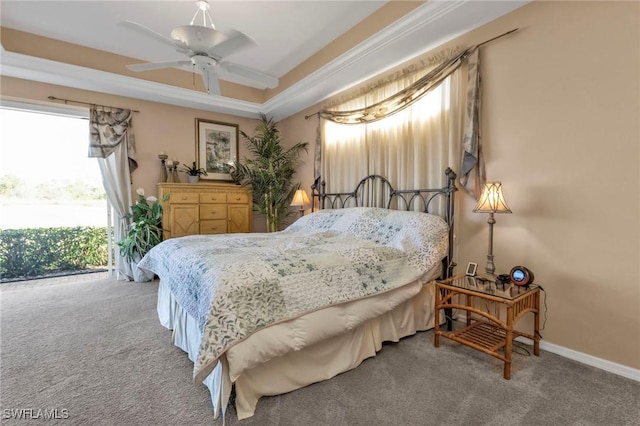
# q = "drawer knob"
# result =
<box><xmin>181</xmin><ymin>196</ymin><xmax>187</xmax><ymax>200</ymax></box>
<box><xmin>236</xmin><ymin>197</ymin><xmax>241</xmax><ymax>201</ymax></box>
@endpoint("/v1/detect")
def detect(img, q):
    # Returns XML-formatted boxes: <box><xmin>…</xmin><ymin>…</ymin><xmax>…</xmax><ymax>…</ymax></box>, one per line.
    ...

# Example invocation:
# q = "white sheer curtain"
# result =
<box><xmin>322</xmin><ymin>98</ymin><xmax>368</xmax><ymax>195</ymax></box>
<box><xmin>96</xmin><ymin>144</ymin><xmax>134</xmax><ymax>280</ymax></box>
<box><xmin>89</xmin><ymin>106</ymin><xmax>137</xmax><ymax>281</ymax></box>
<box><xmin>322</xmin><ymin>67</ymin><xmax>465</xmax><ymax>214</ymax></box>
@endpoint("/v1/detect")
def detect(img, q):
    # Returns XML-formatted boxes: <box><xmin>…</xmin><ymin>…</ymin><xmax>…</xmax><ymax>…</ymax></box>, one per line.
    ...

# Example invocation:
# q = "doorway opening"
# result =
<box><xmin>0</xmin><ymin>101</ymin><xmax>112</xmax><ymax>283</ymax></box>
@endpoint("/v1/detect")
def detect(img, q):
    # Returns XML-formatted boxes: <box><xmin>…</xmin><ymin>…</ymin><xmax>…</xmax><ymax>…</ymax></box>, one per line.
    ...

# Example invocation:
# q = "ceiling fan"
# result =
<box><xmin>120</xmin><ymin>0</ymin><xmax>278</xmax><ymax>96</ymax></box>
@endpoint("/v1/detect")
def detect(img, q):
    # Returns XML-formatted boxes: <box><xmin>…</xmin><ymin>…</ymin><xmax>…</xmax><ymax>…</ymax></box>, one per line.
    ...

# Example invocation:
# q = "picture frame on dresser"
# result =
<box><xmin>196</xmin><ymin>118</ymin><xmax>239</xmax><ymax>181</ymax></box>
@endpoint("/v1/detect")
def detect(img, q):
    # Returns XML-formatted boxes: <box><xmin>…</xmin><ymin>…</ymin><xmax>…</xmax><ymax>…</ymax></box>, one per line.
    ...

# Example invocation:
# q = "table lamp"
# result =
<box><xmin>291</xmin><ymin>189</ymin><xmax>311</xmax><ymax>217</ymax></box>
<box><xmin>473</xmin><ymin>182</ymin><xmax>511</xmax><ymax>276</ymax></box>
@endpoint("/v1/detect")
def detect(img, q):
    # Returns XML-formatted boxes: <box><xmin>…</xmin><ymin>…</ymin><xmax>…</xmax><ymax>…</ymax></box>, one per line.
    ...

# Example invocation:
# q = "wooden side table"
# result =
<box><xmin>434</xmin><ymin>275</ymin><xmax>540</xmax><ymax>379</ymax></box>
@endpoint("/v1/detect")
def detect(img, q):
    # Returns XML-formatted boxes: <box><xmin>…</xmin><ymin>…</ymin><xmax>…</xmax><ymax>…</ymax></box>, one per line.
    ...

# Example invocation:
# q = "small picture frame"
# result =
<box><xmin>466</xmin><ymin>262</ymin><xmax>478</xmax><ymax>276</ymax></box>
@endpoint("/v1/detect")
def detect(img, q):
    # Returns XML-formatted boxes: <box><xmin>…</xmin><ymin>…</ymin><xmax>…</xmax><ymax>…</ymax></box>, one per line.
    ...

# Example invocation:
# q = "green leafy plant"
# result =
<box><xmin>117</xmin><ymin>188</ymin><xmax>168</xmax><ymax>262</ymax></box>
<box><xmin>230</xmin><ymin>114</ymin><xmax>308</xmax><ymax>232</ymax></box>
<box><xmin>181</xmin><ymin>161</ymin><xmax>208</xmax><ymax>177</ymax></box>
<box><xmin>0</xmin><ymin>226</ymin><xmax>109</xmax><ymax>280</ymax></box>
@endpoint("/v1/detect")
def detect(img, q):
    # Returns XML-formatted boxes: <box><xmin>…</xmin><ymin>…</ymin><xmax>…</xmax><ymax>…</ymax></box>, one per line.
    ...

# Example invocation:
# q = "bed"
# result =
<box><xmin>138</xmin><ymin>168</ymin><xmax>457</xmax><ymax>420</ymax></box>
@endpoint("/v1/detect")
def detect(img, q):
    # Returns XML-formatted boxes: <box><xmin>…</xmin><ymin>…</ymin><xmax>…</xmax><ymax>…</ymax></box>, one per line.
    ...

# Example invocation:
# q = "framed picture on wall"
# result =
<box><xmin>196</xmin><ymin>118</ymin><xmax>239</xmax><ymax>181</ymax></box>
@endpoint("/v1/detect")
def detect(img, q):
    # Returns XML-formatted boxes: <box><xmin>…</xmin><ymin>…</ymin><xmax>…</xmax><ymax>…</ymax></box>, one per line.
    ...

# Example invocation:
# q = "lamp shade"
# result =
<box><xmin>290</xmin><ymin>189</ymin><xmax>310</xmax><ymax>207</ymax></box>
<box><xmin>473</xmin><ymin>182</ymin><xmax>512</xmax><ymax>213</ymax></box>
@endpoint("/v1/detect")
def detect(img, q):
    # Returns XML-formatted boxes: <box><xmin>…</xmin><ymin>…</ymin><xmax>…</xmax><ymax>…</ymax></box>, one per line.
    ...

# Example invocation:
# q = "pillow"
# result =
<box><xmin>286</xmin><ymin>207</ymin><xmax>449</xmax><ymax>273</ymax></box>
<box><xmin>285</xmin><ymin>208</ymin><xmax>352</xmax><ymax>233</ymax></box>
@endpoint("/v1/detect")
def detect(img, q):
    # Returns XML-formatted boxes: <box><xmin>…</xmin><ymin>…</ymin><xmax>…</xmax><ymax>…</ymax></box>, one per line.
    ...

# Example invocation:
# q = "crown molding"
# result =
<box><xmin>0</xmin><ymin>47</ymin><xmax>264</xmax><ymax>118</ymax></box>
<box><xmin>264</xmin><ymin>0</ymin><xmax>530</xmax><ymax>119</ymax></box>
<box><xmin>0</xmin><ymin>0</ymin><xmax>529</xmax><ymax>120</ymax></box>
<box><xmin>262</xmin><ymin>0</ymin><xmax>469</xmax><ymax>119</ymax></box>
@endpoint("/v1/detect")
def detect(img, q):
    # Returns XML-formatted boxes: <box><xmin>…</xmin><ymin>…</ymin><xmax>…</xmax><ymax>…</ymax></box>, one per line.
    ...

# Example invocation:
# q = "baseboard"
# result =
<box><xmin>515</xmin><ymin>336</ymin><xmax>640</xmax><ymax>382</ymax></box>
<box><xmin>451</xmin><ymin>317</ymin><xmax>640</xmax><ymax>382</ymax></box>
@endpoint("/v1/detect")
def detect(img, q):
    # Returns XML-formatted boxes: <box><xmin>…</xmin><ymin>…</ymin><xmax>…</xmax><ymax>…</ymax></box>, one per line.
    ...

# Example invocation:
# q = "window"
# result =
<box><xmin>0</xmin><ymin>102</ymin><xmax>111</xmax><ymax>280</ymax></box>
<box><xmin>0</xmin><ymin>104</ymin><xmax>105</xmax><ymax>228</ymax></box>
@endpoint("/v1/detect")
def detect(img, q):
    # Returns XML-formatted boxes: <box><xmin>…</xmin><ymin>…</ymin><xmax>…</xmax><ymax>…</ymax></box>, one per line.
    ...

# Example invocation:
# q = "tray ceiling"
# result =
<box><xmin>0</xmin><ymin>1</ymin><xmax>530</xmax><ymax>119</ymax></box>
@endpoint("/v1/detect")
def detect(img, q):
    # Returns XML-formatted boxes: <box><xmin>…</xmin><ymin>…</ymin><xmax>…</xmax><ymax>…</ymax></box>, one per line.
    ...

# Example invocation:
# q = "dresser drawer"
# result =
<box><xmin>172</xmin><ymin>192</ymin><xmax>200</xmax><ymax>204</ymax></box>
<box><xmin>227</xmin><ymin>192</ymin><xmax>249</xmax><ymax>204</ymax></box>
<box><xmin>200</xmin><ymin>205</ymin><xmax>227</xmax><ymax>220</ymax></box>
<box><xmin>200</xmin><ymin>220</ymin><xmax>227</xmax><ymax>234</ymax></box>
<box><xmin>200</xmin><ymin>193</ymin><xmax>227</xmax><ymax>204</ymax></box>
<box><xmin>158</xmin><ymin>182</ymin><xmax>252</xmax><ymax>239</ymax></box>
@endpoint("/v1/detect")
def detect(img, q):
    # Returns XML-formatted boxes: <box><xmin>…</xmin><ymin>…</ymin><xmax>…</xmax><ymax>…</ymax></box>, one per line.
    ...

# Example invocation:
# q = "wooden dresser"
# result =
<box><xmin>157</xmin><ymin>182</ymin><xmax>252</xmax><ymax>239</ymax></box>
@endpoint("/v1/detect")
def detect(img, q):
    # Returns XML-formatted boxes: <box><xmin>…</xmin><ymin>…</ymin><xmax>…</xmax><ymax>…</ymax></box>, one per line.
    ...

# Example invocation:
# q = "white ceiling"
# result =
<box><xmin>0</xmin><ymin>0</ymin><xmax>530</xmax><ymax>120</ymax></box>
<box><xmin>0</xmin><ymin>0</ymin><xmax>387</xmax><ymax>81</ymax></box>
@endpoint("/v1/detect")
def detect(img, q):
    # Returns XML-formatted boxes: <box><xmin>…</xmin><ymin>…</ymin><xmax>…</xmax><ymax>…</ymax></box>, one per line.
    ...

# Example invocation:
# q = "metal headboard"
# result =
<box><xmin>311</xmin><ymin>168</ymin><xmax>458</xmax><ymax>279</ymax></box>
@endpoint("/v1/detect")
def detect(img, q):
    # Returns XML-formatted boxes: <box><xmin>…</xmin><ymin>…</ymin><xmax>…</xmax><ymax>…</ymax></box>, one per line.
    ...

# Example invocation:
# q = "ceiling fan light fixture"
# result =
<box><xmin>123</xmin><ymin>0</ymin><xmax>278</xmax><ymax>95</ymax></box>
<box><xmin>191</xmin><ymin>55</ymin><xmax>217</xmax><ymax>69</ymax></box>
<box><xmin>171</xmin><ymin>25</ymin><xmax>228</xmax><ymax>55</ymax></box>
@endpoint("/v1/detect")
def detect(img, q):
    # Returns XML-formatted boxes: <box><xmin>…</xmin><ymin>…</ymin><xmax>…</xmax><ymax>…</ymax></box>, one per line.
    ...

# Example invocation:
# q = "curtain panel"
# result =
<box><xmin>321</xmin><ymin>74</ymin><xmax>462</xmax><ymax>213</ymax></box>
<box><xmin>89</xmin><ymin>107</ymin><xmax>138</xmax><ymax>173</ymax></box>
<box><xmin>316</xmin><ymin>44</ymin><xmax>484</xmax><ymax>200</ymax></box>
<box><xmin>459</xmin><ymin>49</ymin><xmax>486</xmax><ymax>199</ymax></box>
<box><xmin>319</xmin><ymin>47</ymin><xmax>473</xmax><ymax>125</ymax></box>
<box><xmin>88</xmin><ymin>106</ymin><xmax>137</xmax><ymax>281</ymax></box>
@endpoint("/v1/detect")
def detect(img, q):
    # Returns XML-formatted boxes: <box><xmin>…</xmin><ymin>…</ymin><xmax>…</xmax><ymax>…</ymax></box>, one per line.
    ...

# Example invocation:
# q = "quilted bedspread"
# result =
<box><xmin>138</xmin><ymin>207</ymin><xmax>448</xmax><ymax>383</ymax></box>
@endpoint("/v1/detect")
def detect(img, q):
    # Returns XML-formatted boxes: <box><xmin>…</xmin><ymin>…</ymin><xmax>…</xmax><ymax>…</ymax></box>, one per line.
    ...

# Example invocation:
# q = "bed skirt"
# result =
<box><xmin>157</xmin><ymin>273</ymin><xmax>441</xmax><ymax>419</ymax></box>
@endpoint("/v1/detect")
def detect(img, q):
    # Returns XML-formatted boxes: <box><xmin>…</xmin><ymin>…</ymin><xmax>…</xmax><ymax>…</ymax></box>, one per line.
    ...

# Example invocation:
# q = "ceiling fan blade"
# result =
<box><xmin>127</xmin><ymin>60</ymin><xmax>191</xmax><ymax>72</ymax></box>
<box><xmin>221</xmin><ymin>62</ymin><xmax>278</xmax><ymax>89</ymax></box>
<box><xmin>118</xmin><ymin>21</ymin><xmax>190</xmax><ymax>53</ymax></box>
<box><xmin>201</xmin><ymin>69</ymin><xmax>221</xmax><ymax>96</ymax></box>
<box><xmin>207</xmin><ymin>29</ymin><xmax>256</xmax><ymax>59</ymax></box>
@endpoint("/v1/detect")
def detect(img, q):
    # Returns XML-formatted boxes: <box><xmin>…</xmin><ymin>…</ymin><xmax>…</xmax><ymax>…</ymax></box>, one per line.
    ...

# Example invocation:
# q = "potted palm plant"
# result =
<box><xmin>117</xmin><ymin>188</ymin><xmax>168</xmax><ymax>281</ymax></box>
<box><xmin>181</xmin><ymin>161</ymin><xmax>208</xmax><ymax>183</ymax></box>
<box><xmin>230</xmin><ymin>114</ymin><xmax>308</xmax><ymax>232</ymax></box>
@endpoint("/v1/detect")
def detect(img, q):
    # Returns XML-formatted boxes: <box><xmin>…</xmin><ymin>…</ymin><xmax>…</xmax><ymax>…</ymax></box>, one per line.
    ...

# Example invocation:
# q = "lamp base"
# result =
<box><xmin>485</xmin><ymin>213</ymin><xmax>496</xmax><ymax>276</ymax></box>
<box><xmin>485</xmin><ymin>253</ymin><xmax>495</xmax><ymax>276</ymax></box>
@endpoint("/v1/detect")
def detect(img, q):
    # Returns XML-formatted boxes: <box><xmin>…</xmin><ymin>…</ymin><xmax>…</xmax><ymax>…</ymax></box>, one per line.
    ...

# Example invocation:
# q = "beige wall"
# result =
<box><xmin>0</xmin><ymin>76</ymin><xmax>267</xmax><ymax>232</ymax></box>
<box><xmin>280</xmin><ymin>1</ymin><xmax>640</xmax><ymax>369</ymax></box>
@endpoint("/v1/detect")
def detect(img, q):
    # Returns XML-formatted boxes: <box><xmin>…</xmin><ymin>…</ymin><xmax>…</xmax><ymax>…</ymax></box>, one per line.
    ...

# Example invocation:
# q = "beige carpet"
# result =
<box><xmin>1</xmin><ymin>277</ymin><xmax>639</xmax><ymax>425</ymax></box>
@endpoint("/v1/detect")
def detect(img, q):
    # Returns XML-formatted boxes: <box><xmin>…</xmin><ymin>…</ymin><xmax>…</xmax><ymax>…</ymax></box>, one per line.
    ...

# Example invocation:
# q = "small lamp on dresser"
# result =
<box><xmin>290</xmin><ymin>189</ymin><xmax>311</xmax><ymax>217</ymax></box>
<box><xmin>473</xmin><ymin>182</ymin><xmax>512</xmax><ymax>276</ymax></box>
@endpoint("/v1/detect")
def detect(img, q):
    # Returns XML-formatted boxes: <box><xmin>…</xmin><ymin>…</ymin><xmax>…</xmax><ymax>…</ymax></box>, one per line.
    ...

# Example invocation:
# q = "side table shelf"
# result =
<box><xmin>434</xmin><ymin>275</ymin><xmax>541</xmax><ymax>379</ymax></box>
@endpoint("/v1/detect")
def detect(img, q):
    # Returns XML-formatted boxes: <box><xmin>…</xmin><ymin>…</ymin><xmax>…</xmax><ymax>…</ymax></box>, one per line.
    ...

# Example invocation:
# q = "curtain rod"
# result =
<box><xmin>476</xmin><ymin>27</ymin><xmax>518</xmax><ymax>48</ymax></box>
<box><xmin>47</xmin><ymin>96</ymin><xmax>140</xmax><ymax>113</ymax></box>
<box><xmin>304</xmin><ymin>27</ymin><xmax>519</xmax><ymax>120</ymax></box>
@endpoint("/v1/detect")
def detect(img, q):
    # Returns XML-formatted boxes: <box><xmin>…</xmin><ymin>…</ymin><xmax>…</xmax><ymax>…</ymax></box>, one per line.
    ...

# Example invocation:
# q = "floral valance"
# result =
<box><xmin>318</xmin><ymin>46</ymin><xmax>477</xmax><ymax>124</ymax></box>
<box><xmin>89</xmin><ymin>106</ymin><xmax>138</xmax><ymax>173</ymax></box>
